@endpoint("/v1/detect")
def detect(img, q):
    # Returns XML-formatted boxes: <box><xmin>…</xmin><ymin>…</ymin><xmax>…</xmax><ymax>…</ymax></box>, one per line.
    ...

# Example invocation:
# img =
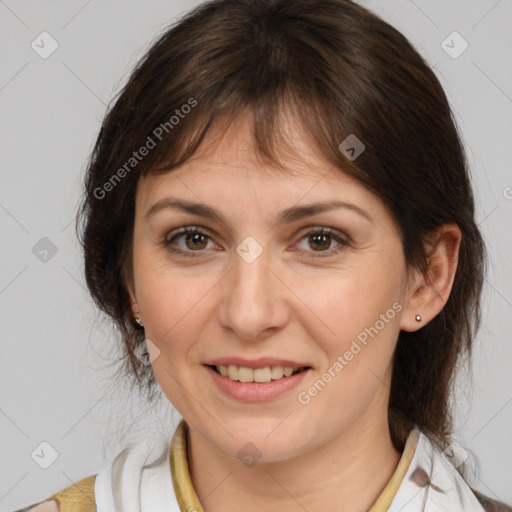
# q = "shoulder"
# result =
<box><xmin>472</xmin><ymin>489</ymin><xmax>512</xmax><ymax>512</ymax></box>
<box><xmin>12</xmin><ymin>474</ymin><xmax>97</xmax><ymax>512</ymax></box>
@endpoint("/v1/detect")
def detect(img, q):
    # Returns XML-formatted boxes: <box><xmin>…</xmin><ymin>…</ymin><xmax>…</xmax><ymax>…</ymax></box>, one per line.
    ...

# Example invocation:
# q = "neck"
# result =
<box><xmin>186</xmin><ymin>393</ymin><xmax>403</xmax><ymax>512</ymax></box>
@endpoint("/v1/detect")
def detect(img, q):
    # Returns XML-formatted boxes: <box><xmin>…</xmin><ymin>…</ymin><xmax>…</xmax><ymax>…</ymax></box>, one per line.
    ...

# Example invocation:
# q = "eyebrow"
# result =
<box><xmin>145</xmin><ymin>197</ymin><xmax>373</xmax><ymax>225</ymax></box>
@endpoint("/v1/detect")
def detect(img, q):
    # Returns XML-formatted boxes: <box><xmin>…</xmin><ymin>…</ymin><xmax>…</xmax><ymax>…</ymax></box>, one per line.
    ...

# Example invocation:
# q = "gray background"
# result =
<box><xmin>1</xmin><ymin>0</ymin><xmax>511</xmax><ymax>509</ymax></box>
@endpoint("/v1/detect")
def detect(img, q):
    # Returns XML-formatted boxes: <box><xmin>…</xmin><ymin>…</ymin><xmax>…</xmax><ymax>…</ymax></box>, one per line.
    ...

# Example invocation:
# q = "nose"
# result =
<box><xmin>217</xmin><ymin>247</ymin><xmax>289</xmax><ymax>341</ymax></box>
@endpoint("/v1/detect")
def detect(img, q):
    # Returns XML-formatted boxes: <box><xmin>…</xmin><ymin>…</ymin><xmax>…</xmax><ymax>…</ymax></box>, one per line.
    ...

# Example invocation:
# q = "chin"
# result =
<box><xmin>219</xmin><ymin>423</ymin><xmax>305</xmax><ymax>462</ymax></box>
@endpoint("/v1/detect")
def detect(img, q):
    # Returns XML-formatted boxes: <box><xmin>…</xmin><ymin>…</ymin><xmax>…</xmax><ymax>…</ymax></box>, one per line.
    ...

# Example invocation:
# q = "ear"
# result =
<box><xmin>125</xmin><ymin>271</ymin><xmax>140</xmax><ymax>320</ymax></box>
<box><xmin>130</xmin><ymin>299</ymin><xmax>141</xmax><ymax>320</ymax></box>
<box><xmin>400</xmin><ymin>223</ymin><xmax>461</xmax><ymax>332</ymax></box>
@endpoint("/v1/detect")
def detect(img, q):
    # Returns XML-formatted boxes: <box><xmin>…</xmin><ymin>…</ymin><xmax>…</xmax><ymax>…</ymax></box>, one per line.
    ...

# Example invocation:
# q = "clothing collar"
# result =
<box><xmin>94</xmin><ymin>419</ymin><xmax>485</xmax><ymax>511</ymax></box>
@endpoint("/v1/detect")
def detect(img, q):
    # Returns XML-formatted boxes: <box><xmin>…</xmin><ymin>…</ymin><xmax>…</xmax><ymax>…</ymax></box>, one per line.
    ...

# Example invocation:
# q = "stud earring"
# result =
<box><xmin>135</xmin><ymin>317</ymin><xmax>144</xmax><ymax>327</ymax></box>
<box><xmin>415</xmin><ymin>314</ymin><xmax>422</xmax><ymax>322</ymax></box>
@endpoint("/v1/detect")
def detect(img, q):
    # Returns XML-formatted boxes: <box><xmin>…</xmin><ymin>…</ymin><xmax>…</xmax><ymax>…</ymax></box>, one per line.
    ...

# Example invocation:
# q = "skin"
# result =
<box><xmin>127</xmin><ymin>111</ymin><xmax>461</xmax><ymax>512</ymax></box>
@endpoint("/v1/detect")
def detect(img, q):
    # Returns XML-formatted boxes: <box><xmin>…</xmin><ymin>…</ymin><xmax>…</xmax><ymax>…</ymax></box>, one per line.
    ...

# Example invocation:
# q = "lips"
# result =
<box><xmin>205</xmin><ymin>364</ymin><xmax>312</xmax><ymax>402</ymax></box>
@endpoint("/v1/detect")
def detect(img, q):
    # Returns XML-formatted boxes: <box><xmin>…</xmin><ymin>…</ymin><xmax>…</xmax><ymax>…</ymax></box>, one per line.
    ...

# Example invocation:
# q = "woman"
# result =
<box><xmin>14</xmin><ymin>0</ymin><xmax>511</xmax><ymax>510</ymax></box>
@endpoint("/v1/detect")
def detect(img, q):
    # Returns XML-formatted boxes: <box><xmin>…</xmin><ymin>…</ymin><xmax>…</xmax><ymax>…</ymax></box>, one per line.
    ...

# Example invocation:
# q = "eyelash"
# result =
<box><xmin>162</xmin><ymin>226</ymin><xmax>350</xmax><ymax>259</ymax></box>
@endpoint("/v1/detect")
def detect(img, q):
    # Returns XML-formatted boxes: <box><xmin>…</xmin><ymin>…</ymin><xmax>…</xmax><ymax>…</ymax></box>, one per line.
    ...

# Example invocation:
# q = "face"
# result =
<box><xmin>128</xmin><ymin>112</ymin><xmax>413</xmax><ymax>464</ymax></box>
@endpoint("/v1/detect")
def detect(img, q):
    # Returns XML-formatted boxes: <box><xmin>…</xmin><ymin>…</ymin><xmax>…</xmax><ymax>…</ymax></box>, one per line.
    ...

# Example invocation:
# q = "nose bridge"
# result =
<box><xmin>219</xmin><ymin>237</ymin><xmax>287</xmax><ymax>339</ymax></box>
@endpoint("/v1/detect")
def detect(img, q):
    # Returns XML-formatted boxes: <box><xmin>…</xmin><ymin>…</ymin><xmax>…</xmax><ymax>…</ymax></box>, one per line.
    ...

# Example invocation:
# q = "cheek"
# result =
<box><xmin>295</xmin><ymin>263</ymin><xmax>403</xmax><ymax>350</ymax></box>
<box><xmin>293</xmin><ymin>261</ymin><xmax>404</xmax><ymax>409</ymax></box>
<box><xmin>134</xmin><ymin>266</ymin><xmax>213</xmax><ymax>411</ymax></box>
<box><xmin>292</xmin><ymin>269</ymin><xmax>402</xmax><ymax>424</ymax></box>
<box><xmin>137</xmin><ymin>270</ymin><xmax>206</xmax><ymax>343</ymax></box>
<box><xmin>132</xmin><ymin>248</ymin><xmax>224</xmax><ymax>371</ymax></box>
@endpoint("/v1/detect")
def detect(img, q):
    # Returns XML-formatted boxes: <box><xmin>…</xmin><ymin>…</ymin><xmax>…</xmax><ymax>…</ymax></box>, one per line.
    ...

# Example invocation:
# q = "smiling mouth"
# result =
<box><xmin>207</xmin><ymin>364</ymin><xmax>311</xmax><ymax>383</ymax></box>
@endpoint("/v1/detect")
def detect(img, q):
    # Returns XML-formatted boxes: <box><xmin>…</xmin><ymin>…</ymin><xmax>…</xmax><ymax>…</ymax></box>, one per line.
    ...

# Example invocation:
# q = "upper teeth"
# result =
<box><xmin>216</xmin><ymin>365</ymin><xmax>301</xmax><ymax>383</ymax></box>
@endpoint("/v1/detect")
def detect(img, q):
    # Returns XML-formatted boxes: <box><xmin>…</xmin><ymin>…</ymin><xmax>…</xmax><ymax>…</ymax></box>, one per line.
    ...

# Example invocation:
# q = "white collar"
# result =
<box><xmin>94</xmin><ymin>436</ymin><xmax>180</xmax><ymax>512</ymax></box>
<box><xmin>94</xmin><ymin>424</ymin><xmax>484</xmax><ymax>511</ymax></box>
<box><xmin>388</xmin><ymin>429</ymin><xmax>484</xmax><ymax>511</ymax></box>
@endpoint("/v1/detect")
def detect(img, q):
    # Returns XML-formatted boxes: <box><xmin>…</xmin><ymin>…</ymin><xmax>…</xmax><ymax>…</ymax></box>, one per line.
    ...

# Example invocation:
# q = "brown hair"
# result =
<box><xmin>76</xmin><ymin>0</ymin><xmax>485</xmax><ymax>453</ymax></box>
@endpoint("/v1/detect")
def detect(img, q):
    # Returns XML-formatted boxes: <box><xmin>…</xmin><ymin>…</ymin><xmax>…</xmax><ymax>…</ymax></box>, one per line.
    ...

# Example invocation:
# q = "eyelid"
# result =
<box><xmin>164</xmin><ymin>224</ymin><xmax>215</xmax><ymax>241</ymax></box>
<box><xmin>295</xmin><ymin>225</ymin><xmax>350</xmax><ymax>243</ymax></box>
<box><xmin>163</xmin><ymin>225</ymin><xmax>218</xmax><ymax>248</ymax></box>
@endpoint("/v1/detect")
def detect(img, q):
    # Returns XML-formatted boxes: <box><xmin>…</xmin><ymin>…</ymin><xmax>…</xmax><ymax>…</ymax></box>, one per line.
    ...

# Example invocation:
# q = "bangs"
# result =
<box><xmin>139</xmin><ymin>84</ymin><xmax>354</xmax><ymax>182</ymax></box>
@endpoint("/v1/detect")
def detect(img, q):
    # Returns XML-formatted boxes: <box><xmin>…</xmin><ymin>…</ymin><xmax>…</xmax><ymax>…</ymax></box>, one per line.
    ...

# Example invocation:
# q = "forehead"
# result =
<box><xmin>179</xmin><ymin>109</ymin><xmax>327</xmax><ymax>177</ymax></box>
<box><xmin>138</xmin><ymin>110</ymin><xmax>371</xmax><ymax>202</ymax></box>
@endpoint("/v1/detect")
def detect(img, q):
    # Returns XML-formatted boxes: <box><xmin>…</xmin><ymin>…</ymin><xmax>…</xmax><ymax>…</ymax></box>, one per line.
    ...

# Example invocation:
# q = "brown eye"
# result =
<box><xmin>308</xmin><ymin>232</ymin><xmax>332</xmax><ymax>251</ymax></box>
<box><xmin>163</xmin><ymin>227</ymin><xmax>215</xmax><ymax>257</ymax></box>
<box><xmin>183</xmin><ymin>231</ymin><xmax>208</xmax><ymax>250</ymax></box>
<box><xmin>296</xmin><ymin>228</ymin><xmax>349</xmax><ymax>258</ymax></box>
